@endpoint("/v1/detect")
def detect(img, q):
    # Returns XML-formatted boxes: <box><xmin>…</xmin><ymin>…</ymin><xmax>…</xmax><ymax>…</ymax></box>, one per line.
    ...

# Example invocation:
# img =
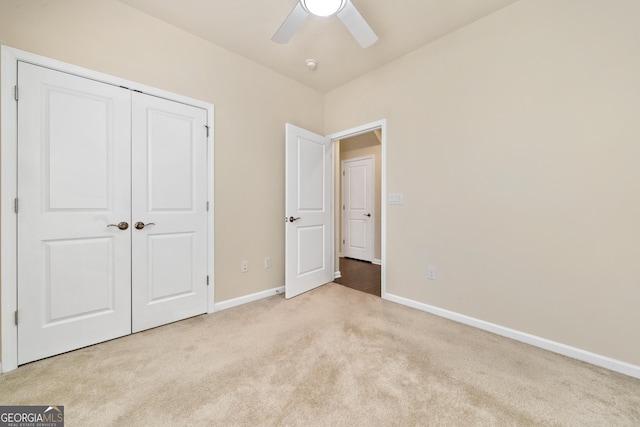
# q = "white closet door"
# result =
<box><xmin>130</xmin><ymin>93</ymin><xmax>209</xmax><ymax>332</ymax></box>
<box><xmin>17</xmin><ymin>62</ymin><xmax>132</xmax><ymax>364</ymax></box>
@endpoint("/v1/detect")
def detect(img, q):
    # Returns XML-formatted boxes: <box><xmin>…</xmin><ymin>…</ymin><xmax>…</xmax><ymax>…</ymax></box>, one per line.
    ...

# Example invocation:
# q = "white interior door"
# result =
<box><xmin>342</xmin><ymin>156</ymin><xmax>374</xmax><ymax>262</ymax></box>
<box><xmin>285</xmin><ymin>124</ymin><xmax>333</xmax><ymax>299</ymax></box>
<box><xmin>131</xmin><ymin>93</ymin><xmax>209</xmax><ymax>332</ymax></box>
<box><xmin>17</xmin><ymin>62</ymin><xmax>132</xmax><ymax>364</ymax></box>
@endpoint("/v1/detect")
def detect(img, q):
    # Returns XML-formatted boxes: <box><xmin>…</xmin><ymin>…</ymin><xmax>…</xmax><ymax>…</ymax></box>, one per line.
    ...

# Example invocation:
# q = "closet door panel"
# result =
<box><xmin>131</xmin><ymin>93</ymin><xmax>208</xmax><ymax>332</ymax></box>
<box><xmin>17</xmin><ymin>62</ymin><xmax>132</xmax><ymax>364</ymax></box>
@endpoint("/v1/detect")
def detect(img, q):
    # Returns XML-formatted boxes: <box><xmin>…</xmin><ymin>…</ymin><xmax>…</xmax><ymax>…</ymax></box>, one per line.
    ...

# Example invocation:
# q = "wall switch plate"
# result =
<box><xmin>388</xmin><ymin>193</ymin><xmax>403</xmax><ymax>205</ymax></box>
<box><xmin>241</xmin><ymin>260</ymin><xmax>249</xmax><ymax>273</ymax></box>
<box><xmin>264</xmin><ymin>257</ymin><xmax>272</xmax><ymax>269</ymax></box>
<box><xmin>427</xmin><ymin>266</ymin><xmax>437</xmax><ymax>280</ymax></box>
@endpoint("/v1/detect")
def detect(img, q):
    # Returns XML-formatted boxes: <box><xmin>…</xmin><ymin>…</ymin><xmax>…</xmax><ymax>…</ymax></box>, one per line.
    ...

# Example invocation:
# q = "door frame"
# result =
<box><xmin>1</xmin><ymin>46</ymin><xmax>215</xmax><ymax>373</ymax></box>
<box><xmin>341</xmin><ymin>155</ymin><xmax>375</xmax><ymax>262</ymax></box>
<box><xmin>328</xmin><ymin>120</ymin><xmax>386</xmax><ymax>298</ymax></box>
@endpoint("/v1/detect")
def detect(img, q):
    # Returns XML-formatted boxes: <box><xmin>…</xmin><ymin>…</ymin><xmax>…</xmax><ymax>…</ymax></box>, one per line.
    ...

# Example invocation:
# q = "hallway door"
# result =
<box><xmin>342</xmin><ymin>156</ymin><xmax>374</xmax><ymax>262</ymax></box>
<box><xmin>285</xmin><ymin>124</ymin><xmax>333</xmax><ymax>299</ymax></box>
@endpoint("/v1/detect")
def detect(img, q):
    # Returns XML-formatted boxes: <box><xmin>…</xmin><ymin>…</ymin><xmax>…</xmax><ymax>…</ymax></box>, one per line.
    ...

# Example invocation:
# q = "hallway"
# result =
<box><xmin>334</xmin><ymin>257</ymin><xmax>381</xmax><ymax>297</ymax></box>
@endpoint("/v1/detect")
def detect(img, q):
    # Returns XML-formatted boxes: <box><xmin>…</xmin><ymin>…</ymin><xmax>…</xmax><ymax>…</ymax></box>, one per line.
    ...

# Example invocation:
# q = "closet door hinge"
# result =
<box><xmin>14</xmin><ymin>198</ymin><xmax>19</xmax><ymax>214</ymax></box>
<box><xmin>15</xmin><ymin>310</ymin><xmax>18</xmax><ymax>326</ymax></box>
<box><xmin>14</xmin><ymin>85</ymin><xmax>18</xmax><ymax>101</ymax></box>
<box><xmin>206</xmin><ymin>275</ymin><xmax>210</xmax><ymax>286</ymax></box>
<box><xmin>206</xmin><ymin>201</ymin><xmax>210</xmax><ymax>212</ymax></box>
<box><xmin>204</xmin><ymin>125</ymin><xmax>210</xmax><ymax>138</ymax></box>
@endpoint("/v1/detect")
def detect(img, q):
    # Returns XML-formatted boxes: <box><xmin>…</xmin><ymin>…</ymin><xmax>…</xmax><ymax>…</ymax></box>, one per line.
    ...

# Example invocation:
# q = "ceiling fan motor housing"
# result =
<box><xmin>273</xmin><ymin>0</ymin><xmax>378</xmax><ymax>48</ymax></box>
<box><xmin>300</xmin><ymin>0</ymin><xmax>348</xmax><ymax>17</ymax></box>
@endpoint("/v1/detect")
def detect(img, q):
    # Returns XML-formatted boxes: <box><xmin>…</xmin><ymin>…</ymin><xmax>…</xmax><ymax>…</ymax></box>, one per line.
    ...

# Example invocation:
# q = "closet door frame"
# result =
<box><xmin>0</xmin><ymin>45</ymin><xmax>215</xmax><ymax>373</ymax></box>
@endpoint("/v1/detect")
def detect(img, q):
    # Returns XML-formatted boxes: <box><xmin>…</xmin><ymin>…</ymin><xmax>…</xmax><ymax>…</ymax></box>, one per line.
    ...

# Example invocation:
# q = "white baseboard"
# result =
<box><xmin>384</xmin><ymin>293</ymin><xmax>640</xmax><ymax>380</ymax></box>
<box><xmin>214</xmin><ymin>285</ymin><xmax>285</xmax><ymax>312</ymax></box>
<box><xmin>334</xmin><ymin>271</ymin><xmax>342</xmax><ymax>279</ymax></box>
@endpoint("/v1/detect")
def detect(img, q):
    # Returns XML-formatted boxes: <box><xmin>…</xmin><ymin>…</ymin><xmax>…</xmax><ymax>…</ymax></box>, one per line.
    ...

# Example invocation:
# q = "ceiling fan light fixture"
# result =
<box><xmin>300</xmin><ymin>0</ymin><xmax>347</xmax><ymax>17</ymax></box>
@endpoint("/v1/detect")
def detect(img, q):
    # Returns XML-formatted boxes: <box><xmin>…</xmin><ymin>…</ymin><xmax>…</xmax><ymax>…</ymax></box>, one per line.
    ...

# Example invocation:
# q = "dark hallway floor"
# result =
<box><xmin>334</xmin><ymin>257</ymin><xmax>381</xmax><ymax>297</ymax></box>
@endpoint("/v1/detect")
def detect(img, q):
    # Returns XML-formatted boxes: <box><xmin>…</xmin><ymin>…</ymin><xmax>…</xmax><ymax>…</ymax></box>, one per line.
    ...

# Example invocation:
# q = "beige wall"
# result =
<box><xmin>326</xmin><ymin>0</ymin><xmax>640</xmax><ymax>366</ymax></box>
<box><xmin>338</xmin><ymin>132</ymin><xmax>382</xmax><ymax>262</ymax></box>
<box><xmin>0</xmin><ymin>0</ymin><xmax>324</xmax><ymax>310</ymax></box>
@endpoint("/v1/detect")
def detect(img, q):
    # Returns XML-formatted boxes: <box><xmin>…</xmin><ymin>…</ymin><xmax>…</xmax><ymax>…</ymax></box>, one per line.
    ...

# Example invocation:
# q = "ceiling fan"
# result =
<box><xmin>272</xmin><ymin>0</ymin><xmax>378</xmax><ymax>48</ymax></box>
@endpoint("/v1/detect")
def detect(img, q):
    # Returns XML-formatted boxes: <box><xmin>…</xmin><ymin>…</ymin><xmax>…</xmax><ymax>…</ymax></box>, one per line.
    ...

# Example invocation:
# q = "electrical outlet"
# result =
<box><xmin>427</xmin><ymin>266</ymin><xmax>437</xmax><ymax>280</ymax></box>
<box><xmin>241</xmin><ymin>260</ymin><xmax>249</xmax><ymax>273</ymax></box>
<box><xmin>264</xmin><ymin>256</ymin><xmax>272</xmax><ymax>269</ymax></box>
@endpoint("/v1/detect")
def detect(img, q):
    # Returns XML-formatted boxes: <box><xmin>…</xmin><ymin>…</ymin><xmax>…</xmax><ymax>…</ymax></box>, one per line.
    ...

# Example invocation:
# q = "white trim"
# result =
<box><xmin>207</xmin><ymin>107</ymin><xmax>215</xmax><ymax>314</ymax></box>
<box><xmin>328</xmin><ymin>119</ymin><xmax>387</xmax><ymax>299</ymax></box>
<box><xmin>334</xmin><ymin>271</ymin><xmax>342</xmax><ymax>279</ymax></box>
<box><xmin>214</xmin><ymin>286</ymin><xmax>285</xmax><ymax>312</ymax></box>
<box><xmin>384</xmin><ymin>293</ymin><xmax>640</xmax><ymax>380</ymax></box>
<box><xmin>1</xmin><ymin>46</ymin><xmax>20</xmax><ymax>373</ymax></box>
<box><xmin>4</xmin><ymin>46</ymin><xmax>208</xmax><ymax>108</ymax></box>
<box><xmin>1</xmin><ymin>45</ymin><xmax>215</xmax><ymax>372</ymax></box>
<box><xmin>372</xmin><ymin>259</ymin><xmax>382</xmax><ymax>266</ymax></box>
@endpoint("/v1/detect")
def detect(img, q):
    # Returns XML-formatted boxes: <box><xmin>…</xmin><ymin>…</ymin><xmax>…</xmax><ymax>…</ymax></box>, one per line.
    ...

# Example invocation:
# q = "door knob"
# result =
<box><xmin>364</xmin><ymin>213</ymin><xmax>371</xmax><ymax>217</ymax></box>
<box><xmin>107</xmin><ymin>222</ymin><xmax>129</xmax><ymax>230</ymax></box>
<box><xmin>289</xmin><ymin>217</ymin><xmax>301</xmax><ymax>223</ymax></box>
<box><xmin>134</xmin><ymin>222</ymin><xmax>156</xmax><ymax>230</ymax></box>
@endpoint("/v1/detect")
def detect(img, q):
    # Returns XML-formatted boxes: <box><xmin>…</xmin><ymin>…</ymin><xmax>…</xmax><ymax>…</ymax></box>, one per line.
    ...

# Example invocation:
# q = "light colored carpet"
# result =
<box><xmin>1</xmin><ymin>283</ymin><xmax>639</xmax><ymax>426</ymax></box>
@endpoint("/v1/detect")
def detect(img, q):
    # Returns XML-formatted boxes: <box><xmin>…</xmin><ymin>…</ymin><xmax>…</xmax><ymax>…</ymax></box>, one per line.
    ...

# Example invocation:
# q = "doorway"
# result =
<box><xmin>332</xmin><ymin>127</ymin><xmax>384</xmax><ymax>298</ymax></box>
<box><xmin>284</xmin><ymin>121</ymin><xmax>385</xmax><ymax>300</ymax></box>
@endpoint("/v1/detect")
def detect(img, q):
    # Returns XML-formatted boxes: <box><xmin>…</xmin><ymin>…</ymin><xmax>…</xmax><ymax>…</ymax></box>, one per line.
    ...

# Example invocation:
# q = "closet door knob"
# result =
<box><xmin>134</xmin><ymin>222</ymin><xmax>156</xmax><ymax>230</ymax></box>
<box><xmin>107</xmin><ymin>222</ymin><xmax>129</xmax><ymax>230</ymax></box>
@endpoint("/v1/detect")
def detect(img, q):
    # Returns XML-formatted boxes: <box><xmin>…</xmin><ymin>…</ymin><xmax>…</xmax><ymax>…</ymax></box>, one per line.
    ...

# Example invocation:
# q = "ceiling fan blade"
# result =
<box><xmin>337</xmin><ymin>0</ymin><xmax>378</xmax><ymax>48</ymax></box>
<box><xmin>272</xmin><ymin>2</ymin><xmax>309</xmax><ymax>44</ymax></box>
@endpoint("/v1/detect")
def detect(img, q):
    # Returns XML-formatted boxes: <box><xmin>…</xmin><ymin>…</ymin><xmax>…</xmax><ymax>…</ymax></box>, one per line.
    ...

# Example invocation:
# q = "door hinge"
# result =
<box><xmin>206</xmin><ymin>275</ymin><xmax>210</xmax><ymax>286</ymax></box>
<box><xmin>14</xmin><ymin>85</ymin><xmax>18</xmax><ymax>101</ymax></box>
<box><xmin>204</xmin><ymin>125</ymin><xmax>210</xmax><ymax>138</ymax></box>
<box><xmin>343</xmin><ymin>239</ymin><xmax>345</xmax><ymax>245</ymax></box>
<box><xmin>343</xmin><ymin>171</ymin><xmax>345</xmax><ymax>176</ymax></box>
<box><xmin>206</xmin><ymin>201</ymin><xmax>210</xmax><ymax>212</ymax></box>
<box><xmin>342</xmin><ymin>205</ymin><xmax>345</xmax><ymax>211</ymax></box>
<box><xmin>15</xmin><ymin>310</ymin><xmax>18</xmax><ymax>326</ymax></box>
<box><xmin>14</xmin><ymin>198</ymin><xmax>19</xmax><ymax>214</ymax></box>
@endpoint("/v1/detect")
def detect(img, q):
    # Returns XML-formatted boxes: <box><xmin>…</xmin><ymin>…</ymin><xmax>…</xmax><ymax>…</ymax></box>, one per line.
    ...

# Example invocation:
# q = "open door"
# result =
<box><xmin>285</xmin><ymin>124</ymin><xmax>333</xmax><ymax>299</ymax></box>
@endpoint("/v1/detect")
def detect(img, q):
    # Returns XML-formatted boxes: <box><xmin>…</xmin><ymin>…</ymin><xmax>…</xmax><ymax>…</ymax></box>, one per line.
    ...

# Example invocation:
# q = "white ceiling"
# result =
<box><xmin>117</xmin><ymin>0</ymin><xmax>521</xmax><ymax>92</ymax></box>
